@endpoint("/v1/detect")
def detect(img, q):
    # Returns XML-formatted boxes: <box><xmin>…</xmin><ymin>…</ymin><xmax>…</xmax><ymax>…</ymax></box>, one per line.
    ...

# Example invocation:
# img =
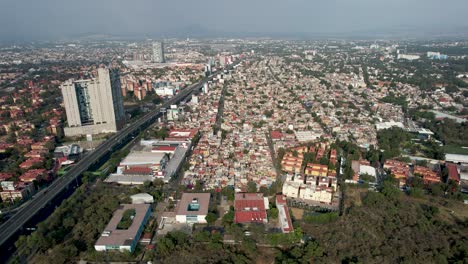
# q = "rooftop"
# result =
<box><xmin>95</xmin><ymin>204</ymin><xmax>151</xmax><ymax>248</ymax></box>
<box><xmin>175</xmin><ymin>192</ymin><xmax>211</xmax><ymax>216</ymax></box>
<box><xmin>168</xmin><ymin>129</ymin><xmax>198</xmax><ymax>140</ymax></box>
<box><xmin>120</xmin><ymin>152</ymin><xmax>166</xmax><ymax>166</ymax></box>
<box><xmin>234</xmin><ymin>193</ymin><xmax>268</xmax><ymax>223</ymax></box>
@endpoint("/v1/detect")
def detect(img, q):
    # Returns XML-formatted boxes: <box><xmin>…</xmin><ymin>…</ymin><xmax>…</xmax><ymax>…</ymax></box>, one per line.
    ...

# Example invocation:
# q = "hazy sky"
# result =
<box><xmin>1</xmin><ymin>0</ymin><xmax>467</xmax><ymax>40</ymax></box>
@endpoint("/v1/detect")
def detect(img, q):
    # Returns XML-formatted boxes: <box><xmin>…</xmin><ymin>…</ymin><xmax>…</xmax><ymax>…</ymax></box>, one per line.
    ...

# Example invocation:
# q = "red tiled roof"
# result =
<box><xmin>152</xmin><ymin>146</ymin><xmax>176</xmax><ymax>152</ymax></box>
<box><xmin>234</xmin><ymin>193</ymin><xmax>267</xmax><ymax>223</ymax></box>
<box><xmin>235</xmin><ymin>199</ymin><xmax>266</xmax><ymax>211</ymax></box>
<box><xmin>123</xmin><ymin>167</ymin><xmax>152</xmax><ymax>175</ymax></box>
<box><xmin>168</xmin><ymin>129</ymin><xmax>198</xmax><ymax>139</ymax></box>
<box><xmin>276</xmin><ymin>194</ymin><xmax>287</xmax><ymax>204</ymax></box>
<box><xmin>146</xmin><ymin>244</ymin><xmax>155</xmax><ymax>250</ymax></box>
<box><xmin>142</xmin><ymin>233</ymin><xmax>152</xmax><ymax>239</ymax></box>
<box><xmin>384</xmin><ymin>159</ymin><xmax>408</xmax><ymax>168</ymax></box>
<box><xmin>19</xmin><ymin>157</ymin><xmax>44</xmax><ymax>169</ymax></box>
<box><xmin>271</xmin><ymin>130</ymin><xmax>283</xmax><ymax>140</ymax></box>
<box><xmin>447</xmin><ymin>163</ymin><xmax>460</xmax><ymax>182</ymax></box>
<box><xmin>0</xmin><ymin>172</ymin><xmax>14</xmax><ymax>181</ymax></box>
<box><xmin>414</xmin><ymin>166</ymin><xmax>440</xmax><ymax>183</ymax></box>
<box><xmin>0</xmin><ymin>143</ymin><xmax>13</xmax><ymax>150</ymax></box>
<box><xmin>57</xmin><ymin>157</ymin><xmax>68</xmax><ymax>165</ymax></box>
<box><xmin>25</xmin><ymin>149</ymin><xmax>48</xmax><ymax>158</ymax></box>
<box><xmin>235</xmin><ymin>211</ymin><xmax>267</xmax><ymax>223</ymax></box>
<box><xmin>20</xmin><ymin>169</ymin><xmax>46</xmax><ymax>182</ymax></box>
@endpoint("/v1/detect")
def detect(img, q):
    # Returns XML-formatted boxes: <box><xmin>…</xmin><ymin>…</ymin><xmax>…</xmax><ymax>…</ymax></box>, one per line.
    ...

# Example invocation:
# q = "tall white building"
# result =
<box><xmin>397</xmin><ymin>54</ymin><xmax>420</xmax><ymax>61</ymax></box>
<box><xmin>219</xmin><ymin>55</ymin><xmax>226</xmax><ymax>67</ymax></box>
<box><xmin>152</xmin><ymin>41</ymin><xmax>165</xmax><ymax>63</ymax></box>
<box><xmin>61</xmin><ymin>68</ymin><xmax>125</xmax><ymax>136</ymax></box>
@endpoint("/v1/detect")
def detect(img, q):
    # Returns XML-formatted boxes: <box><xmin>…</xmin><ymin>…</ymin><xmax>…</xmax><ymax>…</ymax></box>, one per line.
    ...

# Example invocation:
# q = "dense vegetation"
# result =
<box><xmin>301</xmin><ymin>181</ymin><xmax>468</xmax><ymax>263</ymax></box>
<box><xmin>14</xmin><ymin>184</ymin><xmax>122</xmax><ymax>263</ymax></box>
<box><xmin>13</xmin><ymin>179</ymin><xmax>164</xmax><ymax>263</ymax></box>
<box><xmin>152</xmin><ymin>230</ymin><xmax>255</xmax><ymax>263</ymax></box>
<box><xmin>379</xmin><ymin>92</ymin><xmax>408</xmax><ymax>109</ymax></box>
<box><xmin>152</xmin><ymin>182</ymin><xmax>468</xmax><ymax>263</ymax></box>
<box><xmin>377</xmin><ymin>127</ymin><xmax>412</xmax><ymax>159</ymax></box>
<box><xmin>151</xmin><ymin>227</ymin><xmax>321</xmax><ymax>264</ymax></box>
<box><xmin>303</xmin><ymin>212</ymin><xmax>339</xmax><ymax>224</ymax></box>
<box><xmin>423</xmin><ymin>118</ymin><xmax>468</xmax><ymax>147</ymax></box>
<box><xmin>11</xmin><ymin>168</ymin><xmax>468</xmax><ymax>263</ymax></box>
<box><xmin>376</xmin><ymin>127</ymin><xmax>444</xmax><ymax>160</ymax></box>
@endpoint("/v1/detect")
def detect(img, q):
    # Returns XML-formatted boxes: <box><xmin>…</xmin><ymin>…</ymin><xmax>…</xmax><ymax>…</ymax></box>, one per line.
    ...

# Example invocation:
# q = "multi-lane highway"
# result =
<box><xmin>0</xmin><ymin>67</ymin><xmax>227</xmax><ymax>249</ymax></box>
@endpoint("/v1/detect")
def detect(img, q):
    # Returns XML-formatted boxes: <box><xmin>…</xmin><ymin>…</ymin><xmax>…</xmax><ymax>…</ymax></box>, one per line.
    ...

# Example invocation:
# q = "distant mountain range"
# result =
<box><xmin>2</xmin><ymin>24</ymin><xmax>468</xmax><ymax>43</ymax></box>
<box><xmin>74</xmin><ymin>24</ymin><xmax>468</xmax><ymax>41</ymax></box>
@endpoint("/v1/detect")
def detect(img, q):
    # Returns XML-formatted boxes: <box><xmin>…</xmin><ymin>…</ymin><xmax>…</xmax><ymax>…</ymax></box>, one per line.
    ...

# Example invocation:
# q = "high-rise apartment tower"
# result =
<box><xmin>61</xmin><ymin>68</ymin><xmax>125</xmax><ymax>136</ymax></box>
<box><xmin>152</xmin><ymin>41</ymin><xmax>165</xmax><ymax>63</ymax></box>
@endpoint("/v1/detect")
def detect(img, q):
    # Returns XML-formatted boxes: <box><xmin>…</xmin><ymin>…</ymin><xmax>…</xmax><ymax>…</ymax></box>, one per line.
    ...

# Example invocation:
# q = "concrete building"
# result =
<box><xmin>234</xmin><ymin>193</ymin><xmax>269</xmax><ymax>224</ymax></box>
<box><xmin>154</xmin><ymin>87</ymin><xmax>176</xmax><ymax>96</ymax></box>
<box><xmin>295</xmin><ymin>131</ymin><xmax>320</xmax><ymax>142</ymax></box>
<box><xmin>61</xmin><ymin>68</ymin><xmax>125</xmax><ymax>136</ymax></box>
<box><xmin>281</xmin><ymin>152</ymin><xmax>303</xmax><ymax>174</ymax></box>
<box><xmin>95</xmin><ymin>204</ymin><xmax>151</xmax><ymax>252</ymax></box>
<box><xmin>445</xmin><ymin>154</ymin><xmax>468</xmax><ymax>164</ymax></box>
<box><xmin>427</xmin><ymin>52</ymin><xmax>448</xmax><ymax>60</ymax></box>
<box><xmin>219</xmin><ymin>55</ymin><xmax>226</xmax><ymax>67</ymax></box>
<box><xmin>0</xmin><ymin>181</ymin><xmax>35</xmax><ymax>201</ymax></box>
<box><xmin>397</xmin><ymin>54</ymin><xmax>420</xmax><ymax>61</ymax></box>
<box><xmin>282</xmin><ymin>173</ymin><xmax>336</xmax><ymax>204</ymax></box>
<box><xmin>119</xmin><ymin>151</ymin><xmax>168</xmax><ymax>170</ymax></box>
<box><xmin>131</xmin><ymin>193</ymin><xmax>154</xmax><ymax>204</ymax></box>
<box><xmin>175</xmin><ymin>192</ymin><xmax>211</xmax><ymax>224</ymax></box>
<box><xmin>375</xmin><ymin>121</ymin><xmax>404</xmax><ymax>131</ymax></box>
<box><xmin>152</xmin><ymin>41</ymin><xmax>165</xmax><ymax>63</ymax></box>
<box><xmin>276</xmin><ymin>195</ymin><xmax>294</xmax><ymax>233</ymax></box>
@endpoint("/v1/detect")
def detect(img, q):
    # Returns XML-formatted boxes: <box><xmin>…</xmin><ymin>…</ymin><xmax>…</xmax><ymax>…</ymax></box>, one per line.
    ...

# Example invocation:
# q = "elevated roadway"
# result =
<box><xmin>0</xmin><ymin>63</ymin><xmax>236</xmax><ymax>248</ymax></box>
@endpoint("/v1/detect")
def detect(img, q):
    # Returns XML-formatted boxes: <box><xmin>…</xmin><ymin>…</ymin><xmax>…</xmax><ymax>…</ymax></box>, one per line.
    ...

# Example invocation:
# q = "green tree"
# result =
<box><xmin>380</xmin><ymin>178</ymin><xmax>401</xmax><ymax>200</ymax></box>
<box><xmin>222</xmin><ymin>207</ymin><xmax>235</xmax><ymax>227</ymax></box>
<box><xmin>259</xmin><ymin>186</ymin><xmax>269</xmax><ymax>196</ymax></box>
<box><xmin>205</xmin><ymin>212</ymin><xmax>218</xmax><ymax>225</ymax></box>
<box><xmin>247</xmin><ymin>181</ymin><xmax>257</xmax><ymax>193</ymax></box>
<box><xmin>268</xmin><ymin>208</ymin><xmax>279</xmax><ymax>219</ymax></box>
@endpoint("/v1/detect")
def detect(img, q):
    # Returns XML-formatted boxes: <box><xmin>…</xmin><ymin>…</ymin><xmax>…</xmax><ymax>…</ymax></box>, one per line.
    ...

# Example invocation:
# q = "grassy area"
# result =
<box><xmin>291</xmin><ymin>208</ymin><xmax>304</xmax><ymax>220</ymax></box>
<box><xmin>303</xmin><ymin>212</ymin><xmax>339</xmax><ymax>224</ymax></box>
<box><xmin>344</xmin><ymin>185</ymin><xmax>368</xmax><ymax>207</ymax></box>
<box><xmin>443</xmin><ymin>145</ymin><xmax>468</xmax><ymax>155</ymax></box>
<box><xmin>117</xmin><ymin>208</ymin><xmax>136</xmax><ymax>230</ymax></box>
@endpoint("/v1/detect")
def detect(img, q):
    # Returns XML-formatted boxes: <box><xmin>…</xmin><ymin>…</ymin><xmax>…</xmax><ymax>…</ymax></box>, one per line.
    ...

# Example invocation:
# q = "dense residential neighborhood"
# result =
<box><xmin>0</xmin><ymin>37</ymin><xmax>467</xmax><ymax>263</ymax></box>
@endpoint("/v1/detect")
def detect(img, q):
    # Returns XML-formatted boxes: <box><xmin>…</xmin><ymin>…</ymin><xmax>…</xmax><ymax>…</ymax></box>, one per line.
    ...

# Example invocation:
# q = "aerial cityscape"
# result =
<box><xmin>0</xmin><ymin>1</ymin><xmax>467</xmax><ymax>263</ymax></box>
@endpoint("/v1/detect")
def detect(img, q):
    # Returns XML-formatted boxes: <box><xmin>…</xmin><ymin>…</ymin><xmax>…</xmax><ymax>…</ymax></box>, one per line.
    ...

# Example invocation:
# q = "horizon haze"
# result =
<box><xmin>1</xmin><ymin>0</ymin><xmax>468</xmax><ymax>40</ymax></box>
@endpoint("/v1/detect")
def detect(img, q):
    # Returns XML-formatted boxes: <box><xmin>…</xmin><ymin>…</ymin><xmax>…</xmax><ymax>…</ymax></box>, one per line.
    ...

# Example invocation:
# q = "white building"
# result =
<box><xmin>282</xmin><ymin>174</ymin><xmax>335</xmax><ymax>204</ymax></box>
<box><xmin>359</xmin><ymin>165</ymin><xmax>377</xmax><ymax>177</ymax></box>
<box><xmin>131</xmin><ymin>193</ymin><xmax>154</xmax><ymax>204</ymax></box>
<box><xmin>94</xmin><ymin>204</ymin><xmax>151</xmax><ymax>252</ymax></box>
<box><xmin>152</xmin><ymin>41</ymin><xmax>165</xmax><ymax>63</ymax></box>
<box><xmin>119</xmin><ymin>151</ymin><xmax>168</xmax><ymax>169</ymax></box>
<box><xmin>175</xmin><ymin>193</ymin><xmax>211</xmax><ymax>224</ymax></box>
<box><xmin>276</xmin><ymin>195</ymin><xmax>294</xmax><ymax>233</ymax></box>
<box><xmin>295</xmin><ymin>131</ymin><xmax>321</xmax><ymax>142</ymax></box>
<box><xmin>375</xmin><ymin>121</ymin><xmax>405</xmax><ymax>131</ymax></box>
<box><xmin>154</xmin><ymin>87</ymin><xmax>176</xmax><ymax>96</ymax></box>
<box><xmin>105</xmin><ymin>147</ymin><xmax>170</xmax><ymax>185</ymax></box>
<box><xmin>61</xmin><ymin>68</ymin><xmax>125</xmax><ymax>136</ymax></box>
<box><xmin>397</xmin><ymin>54</ymin><xmax>420</xmax><ymax>61</ymax></box>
